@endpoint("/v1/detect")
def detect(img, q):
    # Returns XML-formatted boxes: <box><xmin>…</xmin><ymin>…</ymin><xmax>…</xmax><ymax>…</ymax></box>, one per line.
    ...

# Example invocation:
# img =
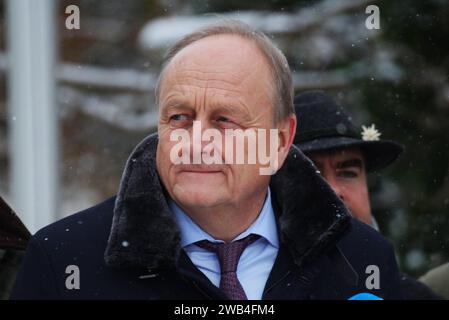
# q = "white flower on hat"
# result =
<box><xmin>361</xmin><ymin>124</ymin><xmax>381</xmax><ymax>141</ymax></box>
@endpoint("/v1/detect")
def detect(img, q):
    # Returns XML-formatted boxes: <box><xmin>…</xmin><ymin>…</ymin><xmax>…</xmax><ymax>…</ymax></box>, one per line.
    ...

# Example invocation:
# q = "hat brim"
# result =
<box><xmin>295</xmin><ymin>137</ymin><xmax>404</xmax><ymax>172</ymax></box>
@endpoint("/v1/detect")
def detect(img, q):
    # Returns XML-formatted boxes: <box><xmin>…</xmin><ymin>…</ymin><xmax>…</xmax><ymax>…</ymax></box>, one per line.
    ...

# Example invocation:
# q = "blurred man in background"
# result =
<box><xmin>0</xmin><ymin>196</ymin><xmax>30</xmax><ymax>299</ymax></box>
<box><xmin>293</xmin><ymin>90</ymin><xmax>442</xmax><ymax>299</ymax></box>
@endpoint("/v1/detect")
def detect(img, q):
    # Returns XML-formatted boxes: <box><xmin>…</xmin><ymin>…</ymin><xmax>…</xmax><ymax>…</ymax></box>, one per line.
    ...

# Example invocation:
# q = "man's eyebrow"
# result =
<box><xmin>336</xmin><ymin>158</ymin><xmax>363</xmax><ymax>169</ymax></box>
<box><xmin>210</xmin><ymin>103</ymin><xmax>252</xmax><ymax>121</ymax></box>
<box><xmin>161</xmin><ymin>103</ymin><xmax>192</xmax><ymax>114</ymax></box>
<box><xmin>217</xmin><ymin>104</ymin><xmax>249</xmax><ymax>115</ymax></box>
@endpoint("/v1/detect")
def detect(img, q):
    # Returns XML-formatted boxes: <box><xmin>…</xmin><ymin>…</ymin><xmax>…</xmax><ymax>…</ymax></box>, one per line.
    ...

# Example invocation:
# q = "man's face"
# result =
<box><xmin>156</xmin><ymin>35</ymin><xmax>295</xmax><ymax>212</ymax></box>
<box><xmin>307</xmin><ymin>147</ymin><xmax>373</xmax><ymax>226</ymax></box>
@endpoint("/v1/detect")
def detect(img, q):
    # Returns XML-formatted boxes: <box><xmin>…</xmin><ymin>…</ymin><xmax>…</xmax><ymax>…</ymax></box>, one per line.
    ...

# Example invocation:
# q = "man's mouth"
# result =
<box><xmin>178</xmin><ymin>164</ymin><xmax>224</xmax><ymax>174</ymax></box>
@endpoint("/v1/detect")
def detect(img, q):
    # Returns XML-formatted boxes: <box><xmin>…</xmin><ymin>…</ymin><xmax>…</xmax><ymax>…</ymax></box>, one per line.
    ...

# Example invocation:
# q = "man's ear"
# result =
<box><xmin>276</xmin><ymin>114</ymin><xmax>297</xmax><ymax>169</ymax></box>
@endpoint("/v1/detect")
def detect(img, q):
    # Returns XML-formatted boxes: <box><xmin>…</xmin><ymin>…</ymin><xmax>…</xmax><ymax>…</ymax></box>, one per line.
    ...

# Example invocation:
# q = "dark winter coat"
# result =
<box><xmin>11</xmin><ymin>134</ymin><xmax>403</xmax><ymax>300</ymax></box>
<box><xmin>0</xmin><ymin>196</ymin><xmax>31</xmax><ymax>299</ymax></box>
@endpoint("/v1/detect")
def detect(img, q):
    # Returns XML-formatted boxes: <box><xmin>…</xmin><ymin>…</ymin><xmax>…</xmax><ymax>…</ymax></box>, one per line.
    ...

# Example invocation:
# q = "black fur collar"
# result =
<box><xmin>104</xmin><ymin>133</ymin><xmax>351</xmax><ymax>269</ymax></box>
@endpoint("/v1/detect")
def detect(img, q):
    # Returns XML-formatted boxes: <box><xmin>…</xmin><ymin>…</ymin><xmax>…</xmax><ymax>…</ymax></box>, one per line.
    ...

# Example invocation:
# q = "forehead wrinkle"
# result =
<box><xmin>161</xmin><ymin>80</ymin><xmax>273</xmax><ymax>124</ymax></box>
<box><xmin>160</xmin><ymin>90</ymin><xmax>195</xmax><ymax>108</ymax></box>
<box><xmin>170</xmin><ymin>81</ymin><xmax>244</xmax><ymax>95</ymax></box>
<box><xmin>168</xmin><ymin>68</ymin><xmax>251</xmax><ymax>90</ymax></box>
<box><xmin>162</xmin><ymin>67</ymin><xmax>247</xmax><ymax>96</ymax></box>
<box><xmin>246</xmin><ymin>110</ymin><xmax>275</xmax><ymax>127</ymax></box>
<box><xmin>207</xmin><ymin>95</ymin><xmax>251</xmax><ymax>119</ymax></box>
<box><xmin>170</xmin><ymin>53</ymin><xmax>249</xmax><ymax>78</ymax></box>
<box><xmin>160</xmin><ymin>35</ymin><xmax>275</xmax><ymax>124</ymax></box>
<box><xmin>169</xmin><ymin>39</ymin><xmax>273</xmax><ymax>89</ymax></box>
<box><xmin>174</xmin><ymin>66</ymin><xmax>246</xmax><ymax>82</ymax></box>
<box><xmin>206</xmin><ymin>91</ymin><xmax>272</xmax><ymax>125</ymax></box>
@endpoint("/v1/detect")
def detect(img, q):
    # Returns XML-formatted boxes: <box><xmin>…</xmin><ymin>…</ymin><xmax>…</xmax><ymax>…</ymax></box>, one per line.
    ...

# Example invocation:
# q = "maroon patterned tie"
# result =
<box><xmin>196</xmin><ymin>234</ymin><xmax>260</xmax><ymax>300</ymax></box>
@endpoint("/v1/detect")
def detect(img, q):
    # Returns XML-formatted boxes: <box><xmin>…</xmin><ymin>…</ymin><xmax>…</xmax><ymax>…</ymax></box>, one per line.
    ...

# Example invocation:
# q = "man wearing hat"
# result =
<box><xmin>293</xmin><ymin>90</ymin><xmax>441</xmax><ymax>299</ymax></box>
<box><xmin>0</xmin><ymin>195</ymin><xmax>30</xmax><ymax>299</ymax></box>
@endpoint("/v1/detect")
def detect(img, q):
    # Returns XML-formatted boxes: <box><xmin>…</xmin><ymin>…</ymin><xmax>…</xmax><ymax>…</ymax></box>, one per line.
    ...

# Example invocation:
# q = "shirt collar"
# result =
<box><xmin>169</xmin><ymin>188</ymin><xmax>279</xmax><ymax>249</ymax></box>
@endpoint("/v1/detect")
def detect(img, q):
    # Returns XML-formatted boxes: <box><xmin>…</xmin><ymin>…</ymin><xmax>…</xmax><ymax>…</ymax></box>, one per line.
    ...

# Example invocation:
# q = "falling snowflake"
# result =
<box><xmin>361</xmin><ymin>124</ymin><xmax>381</xmax><ymax>141</ymax></box>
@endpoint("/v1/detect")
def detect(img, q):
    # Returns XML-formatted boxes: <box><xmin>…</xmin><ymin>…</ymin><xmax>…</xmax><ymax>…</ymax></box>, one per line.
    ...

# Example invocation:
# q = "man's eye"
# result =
<box><xmin>216</xmin><ymin>116</ymin><xmax>239</xmax><ymax>129</ymax></box>
<box><xmin>337</xmin><ymin>171</ymin><xmax>358</xmax><ymax>178</ymax></box>
<box><xmin>170</xmin><ymin>114</ymin><xmax>189</xmax><ymax>121</ymax></box>
<box><xmin>217</xmin><ymin>116</ymin><xmax>231</xmax><ymax>122</ymax></box>
<box><xmin>169</xmin><ymin>114</ymin><xmax>192</xmax><ymax>127</ymax></box>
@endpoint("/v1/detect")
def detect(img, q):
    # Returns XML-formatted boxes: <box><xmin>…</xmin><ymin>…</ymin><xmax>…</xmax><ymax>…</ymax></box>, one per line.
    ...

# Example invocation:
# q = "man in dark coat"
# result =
<box><xmin>293</xmin><ymin>90</ymin><xmax>441</xmax><ymax>300</ymax></box>
<box><xmin>12</xmin><ymin>21</ymin><xmax>403</xmax><ymax>300</ymax></box>
<box><xmin>0</xmin><ymin>196</ymin><xmax>30</xmax><ymax>299</ymax></box>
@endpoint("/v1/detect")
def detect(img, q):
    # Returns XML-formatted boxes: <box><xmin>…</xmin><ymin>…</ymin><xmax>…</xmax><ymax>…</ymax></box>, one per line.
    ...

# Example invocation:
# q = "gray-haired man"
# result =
<box><xmin>12</xmin><ymin>22</ymin><xmax>403</xmax><ymax>300</ymax></box>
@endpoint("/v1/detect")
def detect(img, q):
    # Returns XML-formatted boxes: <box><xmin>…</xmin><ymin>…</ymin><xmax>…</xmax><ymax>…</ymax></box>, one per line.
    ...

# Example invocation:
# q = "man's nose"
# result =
<box><xmin>189</xmin><ymin>119</ymin><xmax>222</xmax><ymax>161</ymax></box>
<box><xmin>191</xmin><ymin>119</ymin><xmax>215</xmax><ymax>146</ymax></box>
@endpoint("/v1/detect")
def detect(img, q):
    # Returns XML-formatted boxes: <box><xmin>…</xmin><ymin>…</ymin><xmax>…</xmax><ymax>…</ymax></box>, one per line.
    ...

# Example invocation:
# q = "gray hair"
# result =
<box><xmin>154</xmin><ymin>20</ymin><xmax>294</xmax><ymax>124</ymax></box>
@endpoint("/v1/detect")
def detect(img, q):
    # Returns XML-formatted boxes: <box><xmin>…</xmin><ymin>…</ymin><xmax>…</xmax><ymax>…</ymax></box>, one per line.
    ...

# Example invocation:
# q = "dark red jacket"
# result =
<box><xmin>0</xmin><ymin>196</ymin><xmax>30</xmax><ymax>299</ymax></box>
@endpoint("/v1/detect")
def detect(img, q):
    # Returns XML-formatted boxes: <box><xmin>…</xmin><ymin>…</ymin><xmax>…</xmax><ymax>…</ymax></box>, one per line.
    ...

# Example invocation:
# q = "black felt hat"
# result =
<box><xmin>293</xmin><ymin>90</ymin><xmax>404</xmax><ymax>172</ymax></box>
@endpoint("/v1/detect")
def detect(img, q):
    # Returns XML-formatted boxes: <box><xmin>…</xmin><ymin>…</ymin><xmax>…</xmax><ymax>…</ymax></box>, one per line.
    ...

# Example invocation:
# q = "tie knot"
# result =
<box><xmin>196</xmin><ymin>234</ymin><xmax>260</xmax><ymax>273</ymax></box>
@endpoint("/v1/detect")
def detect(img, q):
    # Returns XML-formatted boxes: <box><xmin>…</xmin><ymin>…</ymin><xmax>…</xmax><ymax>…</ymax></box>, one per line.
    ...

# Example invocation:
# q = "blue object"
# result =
<box><xmin>349</xmin><ymin>293</ymin><xmax>384</xmax><ymax>300</ymax></box>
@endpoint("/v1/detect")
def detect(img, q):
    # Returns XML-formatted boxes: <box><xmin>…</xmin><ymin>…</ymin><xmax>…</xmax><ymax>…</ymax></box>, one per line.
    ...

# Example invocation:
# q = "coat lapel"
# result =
<box><xmin>176</xmin><ymin>251</ymin><xmax>229</xmax><ymax>300</ymax></box>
